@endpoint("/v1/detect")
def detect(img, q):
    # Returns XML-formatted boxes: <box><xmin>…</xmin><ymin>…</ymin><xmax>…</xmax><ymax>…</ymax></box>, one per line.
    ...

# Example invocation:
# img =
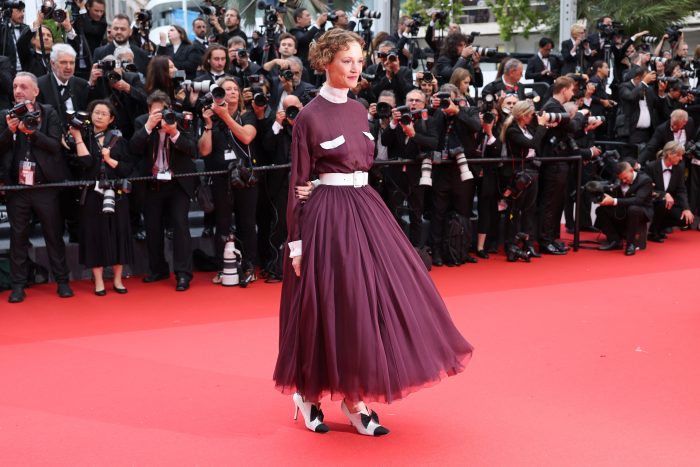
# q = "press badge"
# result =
<box><xmin>19</xmin><ymin>161</ymin><xmax>36</xmax><ymax>186</ymax></box>
<box><xmin>224</xmin><ymin>149</ymin><xmax>237</xmax><ymax>161</ymax></box>
<box><xmin>156</xmin><ymin>170</ymin><xmax>172</xmax><ymax>181</ymax></box>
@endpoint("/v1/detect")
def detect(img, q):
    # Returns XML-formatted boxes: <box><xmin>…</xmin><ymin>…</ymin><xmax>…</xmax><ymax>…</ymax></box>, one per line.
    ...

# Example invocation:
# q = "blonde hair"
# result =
<box><xmin>658</xmin><ymin>140</ymin><xmax>685</xmax><ymax>160</ymax></box>
<box><xmin>500</xmin><ymin>100</ymin><xmax>534</xmax><ymax>143</ymax></box>
<box><xmin>309</xmin><ymin>29</ymin><xmax>365</xmax><ymax>73</ymax></box>
<box><xmin>217</xmin><ymin>77</ymin><xmax>245</xmax><ymax>114</ymax></box>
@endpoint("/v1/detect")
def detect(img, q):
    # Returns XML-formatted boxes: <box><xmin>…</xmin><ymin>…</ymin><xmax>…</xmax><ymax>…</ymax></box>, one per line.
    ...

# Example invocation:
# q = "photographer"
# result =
<box><xmin>16</xmin><ymin>19</ymin><xmax>54</xmax><ymax>77</ymax></box>
<box><xmin>199</xmin><ymin>77</ymin><xmax>258</xmax><ymax>284</ymax></box>
<box><xmin>258</xmin><ymin>95</ymin><xmax>303</xmax><ymax>276</ymax></box>
<box><xmin>595</xmin><ymin>161</ymin><xmax>653</xmax><ymax>255</ymax></box>
<box><xmin>130</xmin><ymin>91</ymin><xmax>197</xmax><ymax>291</ymax></box>
<box><xmin>196</xmin><ymin>44</ymin><xmax>229</xmax><ymax>83</ymax></box>
<box><xmin>617</xmin><ymin>65</ymin><xmax>658</xmax><ymax>154</ymax></box>
<box><xmin>644</xmin><ymin>141</ymin><xmax>693</xmax><ymax>241</ymax></box>
<box><xmin>73</xmin><ymin>0</ymin><xmax>106</xmax><ymax>56</ymax></box>
<box><xmin>367</xmin><ymin>41</ymin><xmax>414</xmax><ymax>106</ymax></box>
<box><xmin>526</xmin><ymin>37</ymin><xmax>560</xmax><ymax>86</ymax></box>
<box><xmin>585</xmin><ymin>60</ymin><xmax>616</xmax><ymax>137</ymax></box>
<box><xmin>67</xmin><ymin>99</ymin><xmax>133</xmax><ymax>295</ymax></box>
<box><xmin>435</xmin><ymin>33</ymin><xmax>483</xmax><ymax>88</ymax></box>
<box><xmin>587</xmin><ymin>16</ymin><xmax>614</xmax><ymax>58</ymax></box>
<box><xmin>214</xmin><ymin>8</ymin><xmax>247</xmax><ymax>48</ymax></box>
<box><xmin>655</xmin><ymin>79</ymin><xmax>693</xmax><ymax>123</ymax></box>
<box><xmin>560</xmin><ymin>24</ymin><xmax>591</xmax><ymax>75</ymax></box>
<box><xmin>429</xmin><ymin>84</ymin><xmax>482</xmax><ymax>266</ymax></box>
<box><xmin>380</xmin><ymin>89</ymin><xmax>437</xmax><ymax>247</ymax></box>
<box><xmin>537</xmin><ymin>76</ymin><xmax>583</xmax><ymax>255</ymax></box>
<box><xmin>267</xmin><ymin>56</ymin><xmax>315</xmax><ymax>110</ymax></box>
<box><xmin>228</xmin><ymin>36</ymin><xmax>262</xmax><ymax>82</ymax></box>
<box><xmin>366</xmin><ymin>90</ymin><xmax>397</xmax><ymax>194</ymax></box>
<box><xmin>156</xmin><ymin>25</ymin><xmax>203</xmax><ymax>80</ymax></box>
<box><xmin>482</xmin><ymin>58</ymin><xmax>526</xmax><ymax>100</ymax></box>
<box><xmin>0</xmin><ymin>0</ymin><xmax>29</xmax><ymax>71</ymax></box>
<box><xmin>0</xmin><ymin>72</ymin><xmax>73</xmax><ymax>303</ymax></box>
<box><xmin>501</xmin><ymin>100</ymin><xmax>549</xmax><ymax>260</ymax></box>
<box><xmin>93</xmin><ymin>15</ymin><xmax>150</xmax><ymax>75</ymax></box>
<box><xmin>289</xmin><ymin>7</ymin><xmax>327</xmax><ymax>70</ymax></box>
<box><xmin>639</xmin><ymin>109</ymin><xmax>696</xmax><ymax>165</ymax></box>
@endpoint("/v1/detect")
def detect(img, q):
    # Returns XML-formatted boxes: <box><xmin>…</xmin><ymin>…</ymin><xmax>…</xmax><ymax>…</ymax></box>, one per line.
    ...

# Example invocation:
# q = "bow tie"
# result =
<box><xmin>212</xmin><ymin>74</ymin><xmax>224</xmax><ymax>80</ymax></box>
<box><xmin>663</xmin><ymin>168</ymin><xmax>672</xmax><ymax>173</ymax></box>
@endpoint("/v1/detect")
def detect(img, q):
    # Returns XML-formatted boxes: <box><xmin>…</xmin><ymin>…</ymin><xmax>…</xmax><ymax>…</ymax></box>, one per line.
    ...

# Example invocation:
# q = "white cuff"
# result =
<box><xmin>389</xmin><ymin>121</ymin><xmax>398</xmax><ymax>130</ymax></box>
<box><xmin>311</xmin><ymin>179</ymin><xmax>321</xmax><ymax>188</ymax></box>
<box><xmin>66</xmin><ymin>29</ymin><xmax>77</xmax><ymax>40</ymax></box>
<box><xmin>613</xmin><ymin>198</ymin><xmax>618</xmax><ymax>206</ymax></box>
<box><xmin>288</xmin><ymin>240</ymin><xmax>302</xmax><ymax>258</ymax></box>
<box><xmin>486</xmin><ymin>135</ymin><xmax>496</xmax><ymax>145</ymax></box>
<box><xmin>272</xmin><ymin>121</ymin><xmax>284</xmax><ymax>135</ymax></box>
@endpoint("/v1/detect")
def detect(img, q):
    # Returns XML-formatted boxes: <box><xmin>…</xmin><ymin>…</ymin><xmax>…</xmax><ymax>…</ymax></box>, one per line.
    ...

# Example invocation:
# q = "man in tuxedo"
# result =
<box><xmin>267</xmin><ymin>56</ymin><xmax>316</xmax><ymax>111</ymax></box>
<box><xmin>587</xmin><ymin>16</ymin><xmax>614</xmax><ymax>60</ymax></box>
<box><xmin>195</xmin><ymin>44</ymin><xmax>229</xmax><ymax>83</ymax></box>
<box><xmin>191</xmin><ymin>17</ymin><xmax>210</xmax><ymax>54</ymax></box>
<box><xmin>367</xmin><ymin>41</ymin><xmax>415</xmax><ymax>105</ymax></box>
<box><xmin>638</xmin><ymin>109</ymin><xmax>696</xmax><ymax>164</ymax></box>
<box><xmin>381</xmin><ymin>89</ymin><xmax>438</xmax><ymax>247</ymax></box>
<box><xmin>290</xmin><ymin>8</ymin><xmax>327</xmax><ymax>71</ymax></box>
<box><xmin>617</xmin><ymin>65</ymin><xmax>658</xmax><ymax>155</ymax></box>
<box><xmin>228</xmin><ymin>36</ymin><xmax>262</xmax><ymax>83</ymax></box>
<box><xmin>37</xmin><ymin>44</ymin><xmax>92</xmax><ymax>116</ymax></box>
<box><xmin>526</xmin><ymin>37</ymin><xmax>560</xmax><ymax>86</ymax></box>
<box><xmin>482</xmin><ymin>58</ymin><xmax>526</xmax><ymax>100</ymax></box>
<box><xmin>560</xmin><ymin>24</ymin><xmax>591</xmax><ymax>75</ymax></box>
<box><xmin>129</xmin><ymin>91</ymin><xmax>197</xmax><ymax>291</ymax></box>
<box><xmin>596</xmin><ymin>161</ymin><xmax>654</xmax><ymax>255</ymax></box>
<box><xmin>0</xmin><ymin>72</ymin><xmax>73</xmax><ymax>303</ymax></box>
<box><xmin>644</xmin><ymin>141</ymin><xmax>694</xmax><ymax>241</ymax></box>
<box><xmin>93</xmin><ymin>14</ymin><xmax>150</xmax><ymax>75</ymax></box>
<box><xmin>16</xmin><ymin>23</ymin><xmax>53</xmax><ymax>77</ymax></box>
<box><xmin>0</xmin><ymin>2</ymin><xmax>30</xmax><ymax>72</ymax></box>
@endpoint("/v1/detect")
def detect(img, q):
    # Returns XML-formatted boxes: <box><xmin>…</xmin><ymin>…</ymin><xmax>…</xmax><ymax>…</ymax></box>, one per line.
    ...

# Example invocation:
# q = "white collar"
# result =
<box><xmin>320</xmin><ymin>84</ymin><xmax>349</xmax><ymax>103</ymax></box>
<box><xmin>53</xmin><ymin>73</ymin><xmax>69</xmax><ymax>87</ymax></box>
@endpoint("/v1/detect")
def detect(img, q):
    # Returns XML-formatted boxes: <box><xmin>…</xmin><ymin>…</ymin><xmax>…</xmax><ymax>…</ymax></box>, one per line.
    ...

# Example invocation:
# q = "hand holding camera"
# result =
<box><xmin>5</xmin><ymin>114</ymin><xmax>20</xmax><ymax>134</ymax></box>
<box><xmin>275</xmin><ymin>110</ymin><xmax>286</xmax><ymax>126</ymax></box>
<box><xmin>145</xmin><ymin>110</ymin><xmax>163</xmax><ymax>132</ymax></box>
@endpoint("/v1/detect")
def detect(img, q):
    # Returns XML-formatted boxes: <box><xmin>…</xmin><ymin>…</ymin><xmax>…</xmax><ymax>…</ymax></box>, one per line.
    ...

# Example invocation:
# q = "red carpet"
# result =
<box><xmin>1</xmin><ymin>230</ymin><xmax>700</xmax><ymax>466</ymax></box>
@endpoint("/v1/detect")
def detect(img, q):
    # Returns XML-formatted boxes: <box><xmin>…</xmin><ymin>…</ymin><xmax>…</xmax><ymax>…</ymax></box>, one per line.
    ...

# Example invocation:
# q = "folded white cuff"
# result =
<box><xmin>288</xmin><ymin>240</ymin><xmax>302</xmax><ymax>258</ymax></box>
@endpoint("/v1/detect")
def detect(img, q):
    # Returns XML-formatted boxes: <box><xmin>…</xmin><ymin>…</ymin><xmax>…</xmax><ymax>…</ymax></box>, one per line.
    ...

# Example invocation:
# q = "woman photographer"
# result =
<box><xmin>501</xmin><ymin>100</ymin><xmax>548</xmax><ymax>261</ymax></box>
<box><xmin>199</xmin><ymin>76</ymin><xmax>259</xmax><ymax>284</ymax></box>
<box><xmin>69</xmin><ymin>100</ymin><xmax>134</xmax><ymax>294</ymax></box>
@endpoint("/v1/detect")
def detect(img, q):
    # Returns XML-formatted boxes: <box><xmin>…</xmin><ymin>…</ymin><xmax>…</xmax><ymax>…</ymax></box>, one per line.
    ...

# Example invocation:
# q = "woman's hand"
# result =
<box><xmin>295</xmin><ymin>181</ymin><xmax>315</xmax><ymax>202</ymax></box>
<box><xmin>201</xmin><ymin>108</ymin><xmax>214</xmax><ymax>127</ymax></box>
<box><xmin>292</xmin><ymin>255</ymin><xmax>301</xmax><ymax>277</ymax></box>
<box><xmin>68</xmin><ymin>126</ymin><xmax>82</xmax><ymax>142</ymax></box>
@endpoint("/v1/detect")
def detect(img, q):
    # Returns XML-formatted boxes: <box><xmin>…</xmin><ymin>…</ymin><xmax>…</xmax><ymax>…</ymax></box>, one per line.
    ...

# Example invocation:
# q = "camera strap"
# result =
<box><xmin>226</xmin><ymin>113</ymin><xmax>252</xmax><ymax>164</ymax></box>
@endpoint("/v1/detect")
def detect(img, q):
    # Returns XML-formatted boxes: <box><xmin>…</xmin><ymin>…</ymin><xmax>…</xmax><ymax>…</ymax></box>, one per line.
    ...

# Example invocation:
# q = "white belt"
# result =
<box><xmin>319</xmin><ymin>171</ymin><xmax>368</xmax><ymax>187</ymax></box>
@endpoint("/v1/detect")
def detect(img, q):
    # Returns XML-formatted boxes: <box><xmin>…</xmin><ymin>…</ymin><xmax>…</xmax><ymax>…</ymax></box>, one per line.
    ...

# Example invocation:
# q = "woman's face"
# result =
<box><xmin>460</xmin><ymin>77</ymin><xmax>470</xmax><ymax>95</ymax></box>
<box><xmin>420</xmin><ymin>80</ymin><xmax>435</xmax><ymax>95</ymax></box>
<box><xmin>325</xmin><ymin>41</ymin><xmax>363</xmax><ymax>89</ymax></box>
<box><xmin>223</xmin><ymin>80</ymin><xmax>240</xmax><ymax>106</ymax></box>
<box><xmin>168</xmin><ymin>59</ymin><xmax>176</xmax><ymax>78</ymax></box>
<box><xmin>519</xmin><ymin>110</ymin><xmax>534</xmax><ymax>125</ymax></box>
<box><xmin>91</xmin><ymin>104</ymin><xmax>114</xmax><ymax>131</ymax></box>
<box><xmin>168</xmin><ymin>27</ymin><xmax>179</xmax><ymax>43</ymax></box>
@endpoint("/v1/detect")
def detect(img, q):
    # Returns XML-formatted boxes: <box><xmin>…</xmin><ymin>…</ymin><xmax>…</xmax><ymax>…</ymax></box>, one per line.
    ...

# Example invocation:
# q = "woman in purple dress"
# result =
<box><xmin>273</xmin><ymin>29</ymin><xmax>473</xmax><ymax>436</ymax></box>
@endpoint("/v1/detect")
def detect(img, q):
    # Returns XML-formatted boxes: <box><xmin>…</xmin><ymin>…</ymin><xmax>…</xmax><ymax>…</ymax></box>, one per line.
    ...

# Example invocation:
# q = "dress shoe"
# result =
<box><xmin>165</xmin><ymin>228</ymin><xmax>174</xmax><ymax>240</ymax></box>
<box><xmin>94</xmin><ymin>288</ymin><xmax>106</xmax><ymax>296</ymax></box>
<box><xmin>340</xmin><ymin>401</ymin><xmax>389</xmax><ymax>436</ymax></box>
<box><xmin>57</xmin><ymin>282</ymin><xmax>74</xmax><ymax>298</ymax></box>
<box><xmin>8</xmin><ymin>286</ymin><xmax>25</xmax><ymax>303</ymax></box>
<box><xmin>133</xmin><ymin>230</ymin><xmax>146</xmax><ymax>241</ymax></box>
<box><xmin>648</xmin><ymin>232</ymin><xmax>665</xmax><ymax>243</ymax></box>
<box><xmin>175</xmin><ymin>275</ymin><xmax>190</xmax><ymax>291</ymax></box>
<box><xmin>525</xmin><ymin>244</ymin><xmax>542</xmax><ymax>258</ymax></box>
<box><xmin>142</xmin><ymin>272</ymin><xmax>169</xmax><ymax>283</ymax></box>
<box><xmin>113</xmin><ymin>285</ymin><xmax>128</xmax><ymax>294</ymax></box>
<box><xmin>201</xmin><ymin>226</ymin><xmax>214</xmax><ymax>238</ymax></box>
<box><xmin>292</xmin><ymin>393</ymin><xmax>329</xmax><ymax>434</ymax></box>
<box><xmin>553</xmin><ymin>240</ymin><xmax>570</xmax><ymax>252</ymax></box>
<box><xmin>599</xmin><ymin>240</ymin><xmax>623</xmax><ymax>251</ymax></box>
<box><xmin>432</xmin><ymin>251</ymin><xmax>444</xmax><ymax>267</ymax></box>
<box><xmin>541</xmin><ymin>243</ymin><xmax>566</xmax><ymax>255</ymax></box>
<box><xmin>625</xmin><ymin>242</ymin><xmax>637</xmax><ymax>256</ymax></box>
<box><xmin>463</xmin><ymin>254</ymin><xmax>478</xmax><ymax>264</ymax></box>
<box><xmin>476</xmin><ymin>249</ymin><xmax>490</xmax><ymax>259</ymax></box>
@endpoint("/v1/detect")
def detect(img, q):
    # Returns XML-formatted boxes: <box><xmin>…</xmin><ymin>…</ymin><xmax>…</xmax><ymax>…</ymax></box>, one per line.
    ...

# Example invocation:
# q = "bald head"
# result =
<box><xmin>282</xmin><ymin>95</ymin><xmax>303</xmax><ymax>110</ymax></box>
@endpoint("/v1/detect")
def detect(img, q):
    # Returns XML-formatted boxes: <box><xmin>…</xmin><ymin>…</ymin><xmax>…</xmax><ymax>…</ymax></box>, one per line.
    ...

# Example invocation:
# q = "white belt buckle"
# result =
<box><xmin>353</xmin><ymin>171</ymin><xmax>365</xmax><ymax>188</ymax></box>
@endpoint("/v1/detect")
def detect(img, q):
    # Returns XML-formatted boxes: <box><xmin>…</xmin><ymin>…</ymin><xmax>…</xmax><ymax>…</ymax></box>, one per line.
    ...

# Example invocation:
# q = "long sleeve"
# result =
<box><xmin>286</xmin><ymin>117</ymin><xmax>313</xmax><ymax>254</ymax></box>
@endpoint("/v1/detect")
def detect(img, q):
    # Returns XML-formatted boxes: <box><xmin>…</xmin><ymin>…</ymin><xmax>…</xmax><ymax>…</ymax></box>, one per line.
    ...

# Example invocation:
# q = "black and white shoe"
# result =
<box><xmin>340</xmin><ymin>401</ymin><xmax>390</xmax><ymax>436</ymax></box>
<box><xmin>292</xmin><ymin>393</ymin><xmax>329</xmax><ymax>433</ymax></box>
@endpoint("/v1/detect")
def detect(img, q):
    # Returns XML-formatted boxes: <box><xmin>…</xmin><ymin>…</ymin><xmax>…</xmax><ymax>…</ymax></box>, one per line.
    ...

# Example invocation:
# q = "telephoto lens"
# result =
<box><xmin>419</xmin><ymin>158</ymin><xmax>433</xmax><ymax>186</ymax></box>
<box><xmin>454</xmin><ymin>153</ymin><xmax>474</xmax><ymax>181</ymax></box>
<box><xmin>285</xmin><ymin>105</ymin><xmax>300</xmax><ymax>120</ymax></box>
<box><xmin>102</xmin><ymin>188</ymin><xmax>116</xmax><ymax>214</ymax></box>
<box><xmin>221</xmin><ymin>235</ymin><xmax>241</xmax><ymax>286</ymax></box>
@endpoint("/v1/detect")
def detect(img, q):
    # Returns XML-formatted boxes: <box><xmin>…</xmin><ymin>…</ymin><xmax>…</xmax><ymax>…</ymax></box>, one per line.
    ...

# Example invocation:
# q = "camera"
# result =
<box><xmin>0</xmin><ymin>0</ymin><xmax>25</xmax><ymax>10</ymax></box>
<box><xmin>395</xmin><ymin>105</ymin><xmax>428</xmax><ymax>125</ymax></box>
<box><xmin>358</xmin><ymin>5</ymin><xmax>381</xmax><ymax>19</ymax></box>
<box><xmin>684</xmin><ymin>140</ymin><xmax>700</xmax><ymax>160</ymax></box>
<box><xmin>641</xmin><ymin>35</ymin><xmax>658</xmax><ymax>44</ymax></box>
<box><xmin>589</xmin><ymin>149</ymin><xmax>620</xmax><ymax>178</ymax></box>
<box><xmin>280</xmin><ymin>68</ymin><xmax>294</xmax><ymax>80</ymax></box>
<box><xmin>9</xmin><ymin>101</ymin><xmax>40</xmax><ymax>131</ymax></box>
<box><xmin>40</xmin><ymin>0</ymin><xmax>67</xmax><ymax>22</ymax></box>
<box><xmin>422</xmin><ymin>71</ymin><xmax>434</xmax><ymax>83</ymax></box>
<box><xmin>229</xmin><ymin>159</ymin><xmax>257</xmax><ymax>189</ymax></box>
<box><xmin>472</xmin><ymin>46</ymin><xmax>497</xmax><ymax>57</ymax></box>
<box><xmin>598</xmin><ymin>20</ymin><xmax>624</xmax><ymax>39</ymax></box>
<box><xmin>523</xmin><ymin>90</ymin><xmax>540</xmax><ymax>103</ymax></box>
<box><xmin>202</xmin><ymin>85</ymin><xmax>226</xmax><ymax>110</ymax></box>
<box><xmin>466</xmin><ymin>31</ymin><xmax>480</xmax><ymax>45</ymax></box>
<box><xmin>482</xmin><ymin>111</ymin><xmax>496</xmax><ymax>124</ymax></box>
<box><xmin>285</xmin><ymin>105</ymin><xmax>300</xmax><ymax>120</ymax></box>
<box><xmin>97</xmin><ymin>59</ymin><xmax>116</xmax><ymax>72</ymax></box>
<box><xmin>181</xmin><ymin>79</ymin><xmax>212</xmax><ymax>93</ymax></box>
<box><xmin>449</xmin><ymin>147</ymin><xmax>473</xmax><ymax>181</ymax></box>
<box><xmin>507</xmin><ymin>232</ymin><xmax>532</xmax><ymax>262</ymax></box>
<box><xmin>435</xmin><ymin>91</ymin><xmax>452</xmax><ymax>109</ymax></box>
<box><xmin>584</xmin><ymin>179</ymin><xmax>616</xmax><ymax>203</ymax></box>
<box><xmin>252</xmin><ymin>86</ymin><xmax>268</xmax><ymax>106</ymax></box>
<box><xmin>244</xmin><ymin>74</ymin><xmax>263</xmax><ymax>88</ymax></box>
<box><xmin>159</xmin><ymin>109</ymin><xmax>193</xmax><ymax>130</ymax></box>
<box><xmin>651</xmin><ymin>57</ymin><xmax>668</xmax><ymax>66</ymax></box>
<box><xmin>588</xmin><ymin>115</ymin><xmax>606</xmax><ymax>124</ymax></box>
<box><xmin>327</xmin><ymin>12</ymin><xmax>338</xmax><ymax>23</ymax></box>
<box><xmin>258</xmin><ymin>0</ymin><xmax>286</xmax><ymax>26</ymax></box>
<box><xmin>505</xmin><ymin>171</ymin><xmax>534</xmax><ymax>200</ymax></box>
<box><xmin>236</xmin><ymin>48</ymin><xmax>248</xmax><ymax>59</ymax></box>
<box><xmin>666</xmin><ymin>25</ymin><xmax>682</xmax><ymax>43</ymax></box>
<box><xmin>172</xmin><ymin>70</ymin><xmax>187</xmax><ymax>88</ymax></box>
<box><xmin>408</xmin><ymin>13</ymin><xmax>423</xmax><ymax>36</ymax></box>
<box><xmin>376</xmin><ymin>101</ymin><xmax>392</xmax><ymax>119</ymax></box>
<box><xmin>66</xmin><ymin>110</ymin><xmax>91</xmax><ymax>129</ymax></box>
<box><xmin>136</xmin><ymin>9</ymin><xmax>152</xmax><ymax>23</ymax></box>
<box><xmin>120</xmin><ymin>60</ymin><xmax>138</xmax><ymax>73</ymax></box>
<box><xmin>537</xmin><ymin>111</ymin><xmax>570</xmax><ymax>124</ymax></box>
<box><xmin>434</xmin><ymin>10</ymin><xmax>448</xmax><ymax>23</ymax></box>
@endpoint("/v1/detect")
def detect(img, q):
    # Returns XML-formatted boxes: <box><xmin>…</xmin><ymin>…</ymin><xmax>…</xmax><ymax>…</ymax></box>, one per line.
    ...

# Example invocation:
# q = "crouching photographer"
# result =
<box><xmin>67</xmin><ymin>100</ymin><xmax>134</xmax><ymax>295</ymax></box>
<box><xmin>501</xmin><ymin>100</ymin><xmax>549</xmax><ymax>261</ymax></box>
<box><xmin>380</xmin><ymin>89</ymin><xmax>437</xmax><ymax>247</ymax></box>
<box><xmin>428</xmin><ymin>84</ymin><xmax>482</xmax><ymax>266</ymax></box>
<box><xmin>199</xmin><ymin>77</ymin><xmax>258</xmax><ymax>285</ymax></box>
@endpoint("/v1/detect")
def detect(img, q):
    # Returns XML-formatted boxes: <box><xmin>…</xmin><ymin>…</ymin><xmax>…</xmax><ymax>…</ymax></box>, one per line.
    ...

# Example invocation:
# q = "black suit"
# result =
<box><xmin>130</xmin><ymin>114</ymin><xmax>197</xmax><ymax>278</ymax></box>
<box><xmin>645</xmin><ymin>159</ymin><xmax>690</xmax><ymax>234</ymax></box>
<box><xmin>369</xmin><ymin>64</ymin><xmax>415</xmax><ymax>105</ymax></box>
<box><xmin>89</xmin><ymin>71</ymin><xmax>148</xmax><ymax>139</ymax></box>
<box><xmin>525</xmin><ymin>54</ymin><xmax>560</xmax><ymax>86</ymax></box>
<box><xmin>290</xmin><ymin>25</ymin><xmax>322</xmax><ymax>69</ymax></box>
<box><xmin>638</xmin><ymin>120</ymin><xmax>697</xmax><ymax>165</ymax></box>
<box><xmin>156</xmin><ymin>43</ymin><xmax>203</xmax><ymax>80</ymax></box>
<box><xmin>560</xmin><ymin>38</ymin><xmax>588</xmax><ymax>75</ymax></box>
<box><xmin>0</xmin><ymin>102</ymin><xmax>71</xmax><ymax>286</ymax></box>
<box><xmin>0</xmin><ymin>55</ymin><xmax>14</xmax><ymax>109</ymax></box>
<box><xmin>37</xmin><ymin>73</ymin><xmax>92</xmax><ymax>117</ymax></box>
<box><xmin>16</xmin><ymin>28</ymin><xmax>51</xmax><ymax>77</ymax></box>
<box><xmin>93</xmin><ymin>42</ymin><xmax>150</xmax><ymax>76</ymax></box>
<box><xmin>617</xmin><ymin>80</ymin><xmax>658</xmax><ymax>149</ymax></box>
<box><xmin>434</xmin><ymin>54</ymin><xmax>484</xmax><ymax>87</ymax></box>
<box><xmin>595</xmin><ymin>172</ymin><xmax>654</xmax><ymax>244</ymax></box>
<box><xmin>268</xmin><ymin>79</ymin><xmax>317</xmax><ymax>111</ymax></box>
<box><xmin>0</xmin><ymin>22</ymin><xmax>30</xmax><ymax>71</ymax></box>
<box><xmin>481</xmin><ymin>78</ymin><xmax>527</xmax><ymax>100</ymax></box>
<box><xmin>75</xmin><ymin>13</ymin><xmax>107</xmax><ymax>56</ymax></box>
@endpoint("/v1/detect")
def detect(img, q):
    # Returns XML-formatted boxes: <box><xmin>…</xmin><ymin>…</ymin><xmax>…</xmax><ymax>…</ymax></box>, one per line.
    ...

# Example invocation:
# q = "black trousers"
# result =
<box><xmin>687</xmin><ymin>163</ymin><xmax>700</xmax><ymax>214</ymax></box>
<box><xmin>538</xmin><ymin>161</ymin><xmax>569</xmax><ymax>244</ymax></box>
<box><xmin>257</xmin><ymin>173</ymin><xmax>288</xmax><ymax>268</ymax></box>
<box><xmin>595</xmin><ymin>204</ymin><xmax>650</xmax><ymax>243</ymax></box>
<box><xmin>476</xmin><ymin>167</ymin><xmax>500</xmax><ymax>239</ymax></box>
<box><xmin>650</xmin><ymin>201</ymin><xmax>686</xmax><ymax>233</ymax></box>
<box><xmin>626</xmin><ymin>128</ymin><xmax>653</xmax><ymax>160</ymax></box>
<box><xmin>143</xmin><ymin>181</ymin><xmax>192</xmax><ymax>278</ymax></box>
<box><xmin>6</xmin><ymin>188</ymin><xmax>70</xmax><ymax>286</ymax></box>
<box><xmin>564</xmin><ymin>162</ymin><xmax>594</xmax><ymax>230</ymax></box>
<box><xmin>430</xmin><ymin>166</ymin><xmax>475</xmax><ymax>248</ymax></box>
<box><xmin>505</xmin><ymin>171</ymin><xmax>539</xmax><ymax>246</ymax></box>
<box><xmin>384</xmin><ymin>164</ymin><xmax>426</xmax><ymax>247</ymax></box>
<box><xmin>211</xmin><ymin>174</ymin><xmax>258</xmax><ymax>268</ymax></box>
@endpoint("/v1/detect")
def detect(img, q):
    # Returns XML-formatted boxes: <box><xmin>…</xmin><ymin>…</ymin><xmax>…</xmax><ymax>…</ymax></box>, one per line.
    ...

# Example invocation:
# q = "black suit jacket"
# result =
<box><xmin>156</xmin><ymin>43</ymin><xmax>203</xmax><ymax>80</ymax></box>
<box><xmin>0</xmin><ymin>102</ymin><xmax>70</xmax><ymax>184</ymax></box>
<box><xmin>129</xmin><ymin>114</ymin><xmax>198</xmax><ymax>197</ymax></box>
<box><xmin>0</xmin><ymin>55</ymin><xmax>14</xmax><ymax>109</ymax></box>
<box><xmin>75</xmin><ymin>13</ymin><xmax>107</xmax><ymax>56</ymax></box>
<box><xmin>89</xmin><ymin>71</ymin><xmax>147</xmax><ymax>139</ymax></box>
<box><xmin>369</xmin><ymin>64</ymin><xmax>415</xmax><ymax>105</ymax></box>
<box><xmin>644</xmin><ymin>159</ymin><xmax>690</xmax><ymax>210</ymax></box>
<box><xmin>560</xmin><ymin>38</ymin><xmax>589</xmax><ymax>75</ymax></box>
<box><xmin>482</xmin><ymin>79</ymin><xmax>527</xmax><ymax>100</ymax></box>
<box><xmin>93</xmin><ymin>42</ymin><xmax>150</xmax><ymax>76</ymax></box>
<box><xmin>37</xmin><ymin>74</ymin><xmax>93</xmax><ymax>117</ymax></box>
<box><xmin>525</xmin><ymin>54</ymin><xmax>560</xmax><ymax>86</ymax></box>
<box><xmin>638</xmin><ymin>119</ymin><xmax>697</xmax><ymax>164</ymax></box>
<box><xmin>434</xmin><ymin>54</ymin><xmax>484</xmax><ymax>87</ymax></box>
<box><xmin>0</xmin><ymin>22</ymin><xmax>30</xmax><ymax>69</ymax></box>
<box><xmin>618</xmin><ymin>80</ymin><xmax>658</xmax><ymax>137</ymax></box>
<box><xmin>381</xmin><ymin>116</ymin><xmax>438</xmax><ymax>161</ymax></box>
<box><xmin>611</xmin><ymin>172</ymin><xmax>654</xmax><ymax>220</ymax></box>
<box><xmin>16</xmin><ymin>28</ymin><xmax>52</xmax><ymax>77</ymax></box>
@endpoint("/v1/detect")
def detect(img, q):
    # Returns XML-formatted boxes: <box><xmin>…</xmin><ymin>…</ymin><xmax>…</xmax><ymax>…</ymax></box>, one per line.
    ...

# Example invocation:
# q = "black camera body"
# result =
<box><xmin>66</xmin><ymin>110</ymin><xmax>91</xmax><ymax>129</ymax></box>
<box><xmin>435</xmin><ymin>91</ymin><xmax>452</xmax><ymax>109</ymax></box>
<box><xmin>136</xmin><ymin>9</ymin><xmax>152</xmax><ymax>23</ymax></box>
<box><xmin>395</xmin><ymin>105</ymin><xmax>427</xmax><ymax>125</ymax></box>
<box><xmin>376</xmin><ymin>101</ymin><xmax>392</xmax><ymax>119</ymax></box>
<box><xmin>408</xmin><ymin>14</ymin><xmax>423</xmax><ymax>36</ymax></box>
<box><xmin>158</xmin><ymin>109</ymin><xmax>193</xmax><ymax>130</ymax></box>
<box><xmin>252</xmin><ymin>85</ymin><xmax>268</xmax><ymax>106</ymax></box>
<box><xmin>666</xmin><ymin>25</ymin><xmax>682</xmax><ymax>43</ymax></box>
<box><xmin>201</xmin><ymin>86</ymin><xmax>226</xmax><ymax>111</ymax></box>
<box><xmin>9</xmin><ymin>101</ymin><xmax>40</xmax><ymax>131</ymax></box>
<box><xmin>280</xmin><ymin>68</ymin><xmax>294</xmax><ymax>81</ymax></box>
<box><xmin>584</xmin><ymin>179</ymin><xmax>617</xmax><ymax>203</ymax></box>
<box><xmin>285</xmin><ymin>105</ymin><xmax>300</xmax><ymax>120</ymax></box>
<box><xmin>229</xmin><ymin>159</ymin><xmax>257</xmax><ymax>189</ymax></box>
<box><xmin>97</xmin><ymin>59</ymin><xmax>116</xmax><ymax>72</ymax></box>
